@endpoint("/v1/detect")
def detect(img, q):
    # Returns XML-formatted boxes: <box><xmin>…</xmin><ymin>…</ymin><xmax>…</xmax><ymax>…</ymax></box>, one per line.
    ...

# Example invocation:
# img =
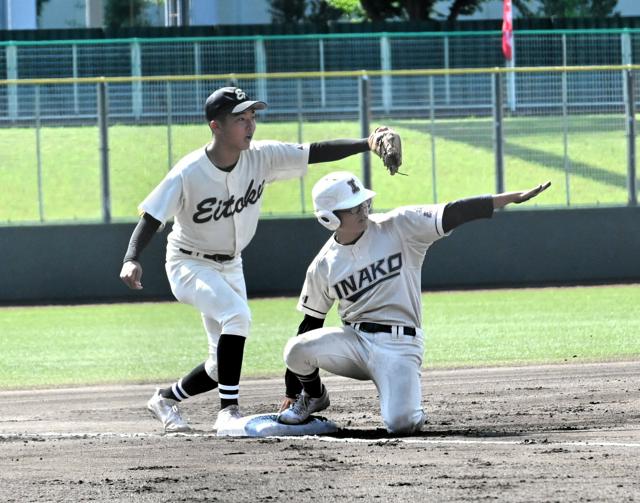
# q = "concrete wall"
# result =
<box><xmin>0</xmin><ymin>207</ymin><xmax>638</xmax><ymax>305</ymax></box>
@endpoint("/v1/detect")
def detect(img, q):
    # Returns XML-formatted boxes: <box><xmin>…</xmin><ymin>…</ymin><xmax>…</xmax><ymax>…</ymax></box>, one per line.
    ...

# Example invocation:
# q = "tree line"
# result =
<box><xmin>36</xmin><ymin>0</ymin><xmax>622</xmax><ymax>29</ymax></box>
<box><xmin>270</xmin><ymin>0</ymin><xmax>620</xmax><ymax>23</ymax></box>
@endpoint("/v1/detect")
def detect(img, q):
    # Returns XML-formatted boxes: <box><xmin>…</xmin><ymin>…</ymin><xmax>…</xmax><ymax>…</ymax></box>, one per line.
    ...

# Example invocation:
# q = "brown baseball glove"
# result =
<box><xmin>368</xmin><ymin>126</ymin><xmax>402</xmax><ymax>175</ymax></box>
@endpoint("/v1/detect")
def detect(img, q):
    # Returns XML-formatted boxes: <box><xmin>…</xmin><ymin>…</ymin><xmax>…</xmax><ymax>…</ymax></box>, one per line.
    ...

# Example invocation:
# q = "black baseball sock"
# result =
<box><xmin>160</xmin><ymin>362</ymin><xmax>218</xmax><ymax>402</ymax></box>
<box><xmin>297</xmin><ymin>368</ymin><xmax>323</xmax><ymax>398</ymax></box>
<box><xmin>217</xmin><ymin>334</ymin><xmax>246</xmax><ymax>409</ymax></box>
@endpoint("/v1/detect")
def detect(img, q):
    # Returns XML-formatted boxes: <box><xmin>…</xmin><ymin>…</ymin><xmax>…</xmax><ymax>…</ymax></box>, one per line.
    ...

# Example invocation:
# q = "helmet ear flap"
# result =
<box><xmin>314</xmin><ymin>210</ymin><xmax>341</xmax><ymax>231</ymax></box>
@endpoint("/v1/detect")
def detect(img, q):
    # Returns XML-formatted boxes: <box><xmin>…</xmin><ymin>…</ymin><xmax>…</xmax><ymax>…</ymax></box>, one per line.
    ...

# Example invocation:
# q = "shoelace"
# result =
<box><xmin>291</xmin><ymin>394</ymin><xmax>310</xmax><ymax>415</ymax></box>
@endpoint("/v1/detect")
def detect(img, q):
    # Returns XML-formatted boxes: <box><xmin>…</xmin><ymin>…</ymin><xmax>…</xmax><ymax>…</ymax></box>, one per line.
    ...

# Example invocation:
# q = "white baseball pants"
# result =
<box><xmin>283</xmin><ymin>325</ymin><xmax>426</xmax><ymax>434</ymax></box>
<box><xmin>165</xmin><ymin>256</ymin><xmax>251</xmax><ymax>381</ymax></box>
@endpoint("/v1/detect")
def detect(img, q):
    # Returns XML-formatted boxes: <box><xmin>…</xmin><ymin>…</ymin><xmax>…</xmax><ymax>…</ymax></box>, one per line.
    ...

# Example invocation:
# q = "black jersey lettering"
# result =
<box><xmin>192</xmin><ymin>179</ymin><xmax>265</xmax><ymax>223</ymax></box>
<box><xmin>336</xmin><ymin>275</ymin><xmax>358</xmax><ymax>299</ymax></box>
<box><xmin>332</xmin><ymin>252</ymin><xmax>403</xmax><ymax>302</ymax></box>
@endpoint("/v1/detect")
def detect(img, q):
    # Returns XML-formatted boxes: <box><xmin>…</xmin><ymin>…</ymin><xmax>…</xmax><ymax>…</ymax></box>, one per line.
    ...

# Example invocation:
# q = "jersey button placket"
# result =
<box><xmin>227</xmin><ymin>172</ymin><xmax>239</xmax><ymax>255</ymax></box>
<box><xmin>354</xmin><ymin>244</ymin><xmax>367</xmax><ymax>262</ymax></box>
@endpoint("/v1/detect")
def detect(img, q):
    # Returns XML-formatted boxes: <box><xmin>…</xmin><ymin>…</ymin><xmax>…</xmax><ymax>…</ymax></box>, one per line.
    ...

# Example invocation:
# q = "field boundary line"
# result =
<box><xmin>2</xmin><ymin>432</ymin><xmax>639</xmax><ymax>449</ymax></box>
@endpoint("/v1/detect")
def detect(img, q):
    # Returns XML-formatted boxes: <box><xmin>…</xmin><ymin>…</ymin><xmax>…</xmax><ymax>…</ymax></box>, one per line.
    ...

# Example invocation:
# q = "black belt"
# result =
<box><xmin>345</xmin><ymin>321</ymin><xmax>416</xmax><ymax>336</ymax></box>
<box><xmin>179</xmin><ymin>248</ymin><xmax>235</xmax><ymax>263</ymax></box>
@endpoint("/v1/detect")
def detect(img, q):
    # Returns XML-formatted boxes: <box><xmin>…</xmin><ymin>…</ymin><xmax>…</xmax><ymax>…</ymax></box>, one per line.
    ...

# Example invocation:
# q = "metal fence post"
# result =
<box><xmin>255</xmin><ymin>38</ymin><xmax>267</xmax><ymax>104</ymax></box>
<box><xmin>359</xmin><ymin>74</ymin><xmax>372</xmax><ymax>190</ymax></box>
<box><xmin>166</xmin><ymin>81</ymin><xmax>173</xmax><ymax>171</ymax></box>
<box><xmin>97</xmin><ymin>81</ymin><xmax>111</xmax><ymax>223</ymax></box>
<box><xmin>6</xmin><ymin>43</ymin><xmax>18</xmax><ymax>121</ymax></box>
<box><xmin>444</xmin><ymin>36</ymin><xmax>450</xmax><ymax>105</ymax></box>
<box><xmin>297</xmin><ymin>79</ymin><xmax>306</xmax><ymax>214</ymax></box>
<box><xmin>429</xmin><ymin>75</ymin><xmax>438</xmax><ymax>203</ymax></box>
<box><xmin>319</xmin><ymin>39</ymin><xmax>326</xmax><ymax>108</ymax></box>
<box><xmin>506</xmin><ymin>40</ymin><xmax>516</xmax><ymax>112</ymax></box>
<box><xmin>621</xmin><ymin>31</ymin><xmax>632</xmax><ymax>66</ymax></box>
<box><xmin>625</xmin><ymin>69</ymin><xmax>637</xmax><ymax>206</ymax></box>
<box><xmin>493</xmin><ymin>72</ymin><xmax>505</xmax><ymax>195</ymax></box>
<box><xmin>72</xmin><ymin>44</ymin><xmax>80</xmax><ymax>115</ymax></box>
<box><xmin>35</xmin><ymin>85</ymin><xmax>44</xmax><ymax>222</ymax></box>
<box><xmin>562</xmin><ymin>34</ymin><xmax>571</xmax><ymax>206</ymax></box>
<box><xmin>131</xmin><ymin>39</ymin><xmax>142</xmax><ymax>120</ymax></box>
<box><xmin>380</xmin><ymin>35</ymin><xmax>392</xmax><ymax>113</ymax></box>
<box><xmin>194</xmin><ymin>41</ymin><xmax>202</xmax><ymax>109</ymax></box>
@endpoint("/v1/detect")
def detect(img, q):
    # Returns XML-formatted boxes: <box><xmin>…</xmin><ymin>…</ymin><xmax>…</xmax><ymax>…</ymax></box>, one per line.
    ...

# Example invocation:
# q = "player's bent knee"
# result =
<box><xmin>283</xmin><ymin>337</ymin><xmax>314</xmax><ymax>376</ymax></box>
<box><xmin>384</xmin><ymin>412</ymin><xmax>424</xmax><ymax>435</ymax></box>
<box><xmin>283</xmin><ymin>337</ymin><xmax>302</xmax><ymax>367</ymax></box>
<box><xmin>221</xmin><ymin>307</ymin><xmax>251</xmax><ymax>337</ymax></box>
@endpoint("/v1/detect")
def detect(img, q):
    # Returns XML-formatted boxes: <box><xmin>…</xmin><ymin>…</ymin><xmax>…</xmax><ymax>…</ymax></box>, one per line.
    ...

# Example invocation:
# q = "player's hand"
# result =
<box><xmin>513</xmin><ymin>181</ymin><xmax>552</xmax><ymax>204</ymax></box>
<box><xmin>278</xmin><ymin>396</ymin><xmax>296</xmax><ymax>412</ymax></box>
<box><xmin>120</xmin><ymin>260</ymin><xmax>143</xmax><ymax>290</ymax></box>
<box><xmin>493</xmin><ymin>181</ymin><xmax>551</xmax><ymax>209</ymax></box>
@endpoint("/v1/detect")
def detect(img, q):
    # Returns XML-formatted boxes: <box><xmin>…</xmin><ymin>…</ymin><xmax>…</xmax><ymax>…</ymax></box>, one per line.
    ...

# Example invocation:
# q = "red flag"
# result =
<box><xmin>502</xmin><ymin>0</ymin><xmax>513</xmax><ymax>60</ymax></box>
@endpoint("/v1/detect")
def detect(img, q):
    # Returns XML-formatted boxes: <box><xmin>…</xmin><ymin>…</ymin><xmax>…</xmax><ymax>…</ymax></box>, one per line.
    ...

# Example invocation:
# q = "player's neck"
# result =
<box><xmin>334</xmin><ymin>230</ymin><xmax>365</xmax><ymax>245</ymax></box>
<box><xmin>205</xmin><ymin>141</ymin><xmax>241</xmax><ymax>171</ymax></box>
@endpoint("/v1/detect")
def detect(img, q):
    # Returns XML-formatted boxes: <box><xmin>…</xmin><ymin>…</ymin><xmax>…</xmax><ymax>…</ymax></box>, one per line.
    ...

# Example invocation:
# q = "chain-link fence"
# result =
<box><xmin>0</xmin><ymin>64</ymin><xmax>637</xmax><ymax>225</ymax></box>
<box><xmin>3</xmin><ymin>29</ymin><xmax>640</xmax><ymax>122</ymax></box>
<box><xmin>3</xmin><ymin>29</ymin><xmax>640</xmax><ymax>76</ymax></box>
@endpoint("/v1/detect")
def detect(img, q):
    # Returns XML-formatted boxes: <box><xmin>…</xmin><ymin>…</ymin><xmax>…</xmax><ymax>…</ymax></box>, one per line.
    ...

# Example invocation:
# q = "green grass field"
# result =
<box><xmin>1</xmin><ymin>284</ymin><xmax>638</xmax><ymax>390</ymax></box>
<box><xmin>0</xmin><ymin>114</ymin><xmax>631</xmax><ymax>224</ymax></box>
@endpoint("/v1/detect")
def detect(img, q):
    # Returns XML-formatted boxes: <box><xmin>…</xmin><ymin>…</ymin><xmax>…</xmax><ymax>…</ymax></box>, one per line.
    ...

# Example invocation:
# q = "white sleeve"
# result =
<box><xmin>259</xmin><ymin>141</ymin><xmax>310</xmax><ymax>183</ymax></box>
<box><xmin>138</xmin><ymin>171</ymin><xmax>184</xmax><ymax>225</ymax></box>
<box><xmin>389</xmin><ymin>204</ymin><xmax>449</xmax><ymax>247</ymax></box>
<box><xmin>296</xmin><ymin>260</ymin><xmax>333</xmax><ymax>319</ymax></box>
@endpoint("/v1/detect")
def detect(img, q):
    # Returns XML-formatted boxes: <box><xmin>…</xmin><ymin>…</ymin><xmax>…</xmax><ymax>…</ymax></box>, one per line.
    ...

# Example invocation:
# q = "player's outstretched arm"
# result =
<box><xmin>442</xmin><ymin>181</ymin><xmax>551</xmax><ymax>234</ymax></box>
<box><xmin>307</xmin><ymin>125</ymin><xmax>400</xmax><ymax>174</ymax></box>
<box><xmin>308</xmin><ymin>138</ymin><xmax>369</xmax><ymax>164</ymax></box>
<box><xmin>492</xmin><ymin>181</ymin><xmax>551</xmax><ymax>209</ymax></box>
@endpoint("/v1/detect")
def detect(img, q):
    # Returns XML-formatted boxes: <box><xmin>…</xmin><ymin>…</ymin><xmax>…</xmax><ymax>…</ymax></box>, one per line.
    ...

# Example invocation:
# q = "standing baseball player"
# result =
<box><xmin>119</xmin><ymin>86</ymin><xmax>401</xmax><ymax>434</ymax></box>
<box><xmin>278</xmin><ymin>171</ymin><xmax>551</xmax><ymax>434</ymax></box>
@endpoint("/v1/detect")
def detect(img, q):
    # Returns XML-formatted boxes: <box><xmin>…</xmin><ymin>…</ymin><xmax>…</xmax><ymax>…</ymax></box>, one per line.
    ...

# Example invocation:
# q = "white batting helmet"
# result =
<box><xmin>312</xmin><ymin>171</ymin><xmax>376</xmax><ymax>231</ymax></box>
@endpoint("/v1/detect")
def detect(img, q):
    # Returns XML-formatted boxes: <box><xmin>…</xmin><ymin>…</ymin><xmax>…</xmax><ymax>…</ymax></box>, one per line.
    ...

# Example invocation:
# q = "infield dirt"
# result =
<box><xmin>1</xmin><ymin>361</ymin><xmax>638</xmax><ymax>502</ymax></box>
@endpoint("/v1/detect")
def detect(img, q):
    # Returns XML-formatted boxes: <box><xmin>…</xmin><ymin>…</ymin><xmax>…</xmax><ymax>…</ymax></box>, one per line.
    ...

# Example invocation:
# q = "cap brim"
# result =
<box><xmin>333</xmin><ymin>188</ymin><xmax>376</xmax><ymax>210</ymax></box>
<box><xmin>231</xmin><ymin>100</ymin><xmax>267</xmax><ymax>114</ymax></box>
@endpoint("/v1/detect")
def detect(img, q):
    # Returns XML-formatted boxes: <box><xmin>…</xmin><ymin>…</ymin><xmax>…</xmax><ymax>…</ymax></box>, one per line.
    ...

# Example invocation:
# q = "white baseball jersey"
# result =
<box><xmin>297</xmin><ymin>205</ymin><xmax>449</xmax><ymax>328</ymax></box>
<box><xmin>140</xmin><ymin>141</ymin><xmax>309</xmax><ymax>259</ymax></box>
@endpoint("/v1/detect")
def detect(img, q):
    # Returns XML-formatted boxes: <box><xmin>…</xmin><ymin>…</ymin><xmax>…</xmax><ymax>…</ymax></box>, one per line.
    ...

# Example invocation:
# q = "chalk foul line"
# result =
<box><xmin>1</xmin><ymin>431</ymin><xmax>639</xmax><ymax>449</ymax></box>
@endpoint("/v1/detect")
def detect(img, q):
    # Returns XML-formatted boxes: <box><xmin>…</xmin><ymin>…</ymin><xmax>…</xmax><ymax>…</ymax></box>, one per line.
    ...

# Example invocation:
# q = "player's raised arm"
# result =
<box><xmin>442</xmin><ymin>182</ymin><xmax>551</xmax><ymax>234</ymax></box>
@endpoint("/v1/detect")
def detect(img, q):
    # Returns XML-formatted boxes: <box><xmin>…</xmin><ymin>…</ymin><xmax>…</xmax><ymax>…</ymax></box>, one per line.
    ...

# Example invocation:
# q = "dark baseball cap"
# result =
<box><xmin>205</xmin><ymin>86</ymin><xmax>267</xmax><ymax>121</ymax></box>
